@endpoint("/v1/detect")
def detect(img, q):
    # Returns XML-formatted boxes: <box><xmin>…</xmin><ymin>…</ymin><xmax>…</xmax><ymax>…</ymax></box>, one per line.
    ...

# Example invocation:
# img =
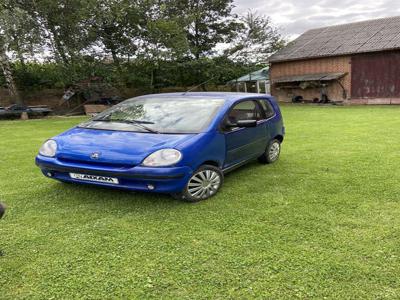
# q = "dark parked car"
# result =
<box><xmin>0</xmin><ymin>104</ymin><xmax>52</xmax><ymax>119</ymax></box>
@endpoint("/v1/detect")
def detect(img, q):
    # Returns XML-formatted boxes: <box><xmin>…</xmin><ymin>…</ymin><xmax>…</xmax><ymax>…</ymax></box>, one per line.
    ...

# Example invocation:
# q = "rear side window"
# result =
<box><xmin>227</xmin><ymin>100</ymin><xmax>263</xmax><ymax>123</ymax></box>
<box><xmin>259</xmin><ymin>100</ymin><xmax>275</xmax><ymax>119</ymax></box>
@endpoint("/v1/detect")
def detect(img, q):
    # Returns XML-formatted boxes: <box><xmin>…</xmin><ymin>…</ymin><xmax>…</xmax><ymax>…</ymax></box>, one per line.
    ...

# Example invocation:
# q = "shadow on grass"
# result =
<box><xmin>37</xmin><ymin>180</ymin><xmax>180</xmax><ymax>211</ymax></box>
<box><xmin>223</xmin><ymin>159</ymin><xmax>285</xmax><ymax>180</ymax></box>
<box><xmin>33</xmin><ymin>159</ymin><xmax>287</xmax><ymax>213</ymax></box>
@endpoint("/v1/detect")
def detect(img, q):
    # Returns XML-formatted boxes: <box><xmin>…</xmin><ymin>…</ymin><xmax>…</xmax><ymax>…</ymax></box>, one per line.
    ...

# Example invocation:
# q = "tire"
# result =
<box><xmin>258</xmin><ymin>139</ymin><xmax>281</xmax><ymax>164</ymax></box>
<box><xmin>172</xmin><ymin>165</ymin><xmax>224</xmax><ymax>202</ymax></box>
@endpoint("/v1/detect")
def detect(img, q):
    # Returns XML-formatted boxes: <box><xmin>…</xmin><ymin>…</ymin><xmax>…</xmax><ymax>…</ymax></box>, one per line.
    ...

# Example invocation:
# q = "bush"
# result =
<box><xmin>0</xmin><ymin>57</ymin><xmax>264</xmax><ymax>91</ymax></box>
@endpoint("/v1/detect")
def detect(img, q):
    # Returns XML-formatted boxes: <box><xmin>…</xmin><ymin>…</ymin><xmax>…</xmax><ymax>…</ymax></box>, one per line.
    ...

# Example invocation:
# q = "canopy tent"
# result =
<box><xmin>228</xmin><ymin>67</ymin><xmax>270</xmax><ymax>94</ymax></box>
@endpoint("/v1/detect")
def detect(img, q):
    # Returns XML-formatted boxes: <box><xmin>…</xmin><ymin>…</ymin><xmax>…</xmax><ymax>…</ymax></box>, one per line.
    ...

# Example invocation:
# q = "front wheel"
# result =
<box><xmin>258</xmin><ymin>139</ymin><xmax>281</xmax><ymax>164</ymax></box>
<box><xmin>172</xmin><ymin>165</ymin><xmax>223</xmax><ymax>202</ymax></box>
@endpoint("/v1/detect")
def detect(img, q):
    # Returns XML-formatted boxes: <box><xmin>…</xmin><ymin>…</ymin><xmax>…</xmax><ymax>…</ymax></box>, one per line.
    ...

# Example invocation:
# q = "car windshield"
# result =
<box><xmin>79</xmin><ymin>96</ymin><xmax>225</xmax><ymax>134</ymax></box>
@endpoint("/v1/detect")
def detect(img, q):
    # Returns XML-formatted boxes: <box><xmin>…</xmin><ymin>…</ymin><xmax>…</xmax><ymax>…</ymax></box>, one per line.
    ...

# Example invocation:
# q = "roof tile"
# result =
<box><xmin>269</xmin><ymin>16</ymin><xmax>400</xmax><ymax>62</ymax></box>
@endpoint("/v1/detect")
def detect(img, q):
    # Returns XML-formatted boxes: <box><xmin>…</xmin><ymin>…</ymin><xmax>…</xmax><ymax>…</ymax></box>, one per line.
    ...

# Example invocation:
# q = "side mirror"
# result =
<box><xmin>236</xmin><ymin>120</ymin><xmax>257</xmax><ymax>128</ymax></box>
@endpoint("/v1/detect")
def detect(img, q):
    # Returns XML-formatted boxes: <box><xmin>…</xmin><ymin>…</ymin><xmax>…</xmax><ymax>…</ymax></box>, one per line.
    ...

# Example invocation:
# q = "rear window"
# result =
<box><xmin>259</xmin><ymin>100</ymin><xmax>275</xmax><ymax>119</ymax></box>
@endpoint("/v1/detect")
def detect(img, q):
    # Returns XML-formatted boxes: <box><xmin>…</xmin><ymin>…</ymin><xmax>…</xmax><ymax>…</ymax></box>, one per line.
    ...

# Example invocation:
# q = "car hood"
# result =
<box><xmin>55</xmin><ymin>127</ymin><xmax>195</xmax><ymax>166</ymax></box>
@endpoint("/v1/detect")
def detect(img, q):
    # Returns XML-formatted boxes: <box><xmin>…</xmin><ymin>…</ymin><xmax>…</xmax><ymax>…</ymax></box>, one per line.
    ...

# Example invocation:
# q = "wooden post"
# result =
<box><xmin>20</xmin><ymin>112</ymin><xmax>29</xmax><ymax>120</ymax></box>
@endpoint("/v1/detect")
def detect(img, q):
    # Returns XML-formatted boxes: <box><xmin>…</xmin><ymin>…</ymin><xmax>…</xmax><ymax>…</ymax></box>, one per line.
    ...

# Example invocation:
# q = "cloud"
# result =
<box><xmin>233</xmin><ymin>0</ymin><xmax>400</xmax><ymax>39</ymax></box>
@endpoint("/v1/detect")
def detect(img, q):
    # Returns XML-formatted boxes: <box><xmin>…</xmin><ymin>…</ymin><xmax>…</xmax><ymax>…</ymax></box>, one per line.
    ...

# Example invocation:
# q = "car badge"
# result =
<box><xmin>90</xmin><ymin>152</ymin><xmax>101</xmax><ymax>160</ymax></box>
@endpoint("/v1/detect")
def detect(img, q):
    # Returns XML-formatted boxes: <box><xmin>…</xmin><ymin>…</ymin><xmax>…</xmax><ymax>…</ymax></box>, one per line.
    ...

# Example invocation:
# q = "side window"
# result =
<box><xmin>259</xmin><ymin>100</ymin><xmax>275</xmax><ymax>119</ymax></box>
<box><xmin>226</xmin><ymin>100</ymin><xmax>262</xmax><ymax>125</ymax></box>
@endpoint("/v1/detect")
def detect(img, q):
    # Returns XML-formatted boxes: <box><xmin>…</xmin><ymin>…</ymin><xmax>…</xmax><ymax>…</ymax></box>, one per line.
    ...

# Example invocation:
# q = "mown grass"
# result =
<box><xmin>0</xmin><ymin>105</ymin><xmax>399</xmax><ymax>299</ymax></box>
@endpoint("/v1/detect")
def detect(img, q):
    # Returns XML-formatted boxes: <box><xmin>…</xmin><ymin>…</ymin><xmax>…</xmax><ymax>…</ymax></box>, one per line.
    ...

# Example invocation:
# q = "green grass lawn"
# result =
<box><xmin>0</xmin><ymin>105</ymin><xmax>400</xmax><ymax>299</ymax></box>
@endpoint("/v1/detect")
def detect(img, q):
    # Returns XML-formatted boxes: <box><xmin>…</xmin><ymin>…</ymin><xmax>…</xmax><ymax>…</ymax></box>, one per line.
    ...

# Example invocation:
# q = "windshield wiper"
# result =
<box><xmin>130</xmin><ymin>120</ymin><xmax>155</xmax><ymax>124</ymax></box>
<box><xmin>93</xmin><ymin>119</ymin><xmax>160</xmax><ymax>134</ymax></box>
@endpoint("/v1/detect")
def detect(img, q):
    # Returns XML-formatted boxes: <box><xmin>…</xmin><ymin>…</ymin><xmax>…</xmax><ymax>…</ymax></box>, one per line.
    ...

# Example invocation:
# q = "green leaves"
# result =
<box><xmin>163</xmin><ymin>0</ymin><xmax>240</xmax><ymax>59</ymax></box>
<box><xmin>226</xmin><ymin>11</ymin><xmax>287</xmax><ymax>64</ymax></box>
<box><xmin>0</xmin><ymin>0</ymin><xmax>285</xmax><ymax>95</ymax></box>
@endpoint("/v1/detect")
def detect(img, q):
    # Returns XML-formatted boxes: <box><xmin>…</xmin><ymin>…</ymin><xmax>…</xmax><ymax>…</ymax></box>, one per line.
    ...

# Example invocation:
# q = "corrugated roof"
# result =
<box><xmin>269</xmin><ymin>16</ymin><xmax>400</xmax><ymax>63</ymax></box>
<box><xmin>273</xmin><ymin>72</ymin><xmax>346</xmax><ymax>84</ymax></box>
<box><xmin>228</xmin><ymin>67</ymin><xmax>269</xmax><ymax>83</ymax></box>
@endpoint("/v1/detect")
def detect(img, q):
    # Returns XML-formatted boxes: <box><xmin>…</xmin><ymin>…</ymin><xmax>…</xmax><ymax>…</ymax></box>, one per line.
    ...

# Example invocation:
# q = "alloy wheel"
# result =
<box><xmin>187</xmin><ymin>170</ymin><xmax>221</xmax><ymax>200</ymax></box>
<box><xmin>268</xmin><ymin>142</ymin><xmax>280</xmax><ymax>161</ymax></box>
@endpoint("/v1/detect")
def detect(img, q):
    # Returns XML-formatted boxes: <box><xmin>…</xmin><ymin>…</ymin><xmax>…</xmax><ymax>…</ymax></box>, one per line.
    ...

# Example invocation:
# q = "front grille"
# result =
<box><xmin>58</xmin><ymin>157</ymin><xmax>135</xmax><ymax>170</ymax></box>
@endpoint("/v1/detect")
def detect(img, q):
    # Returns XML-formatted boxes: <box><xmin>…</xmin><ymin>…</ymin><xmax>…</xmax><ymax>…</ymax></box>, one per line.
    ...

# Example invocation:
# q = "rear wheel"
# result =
<box><xmin>172</xmin><ymin>165</ymin><xmax>223</xmax><ymax>202</ymax></box>
<box><xmin>258</xmin><ymin>139</ymin><xmax>281</xmax><ymax>164</ymax></box>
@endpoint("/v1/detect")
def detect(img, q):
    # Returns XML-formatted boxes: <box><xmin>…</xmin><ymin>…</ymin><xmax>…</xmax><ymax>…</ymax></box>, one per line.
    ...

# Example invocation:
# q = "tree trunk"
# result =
<box><xmin>101</xmin><ymin>23</ymin><xmax>120</xmax><ymax>67</ymax></box>
<box><xmin>194</xmin><ymin>20</ymin><xmax>200</xmax><ymax>60</ymax></box>
<box><xmin>0</xmin><ymin>40</ymin><xmax>23</xmax><ymax>105</ymax></box>
<box><xmin>48</xmin><ymin>23</ymin><xmax>69</xmax><ymax>65</ymax></box>
<box><xmin>16</xmin><ymin>49</ymin><xmax>26</xmax><ymax>67</ymax></box>
<box><xmin>110</xmin><ymin>47</ymin><xmax>120</xmax><ymax>66</ymax></box>
<box><xmin>150</xmin><ymin>68</ymin><xmax>154</xmax><ymax>90</ymax></box>
<box><xmin>12</xmin><ymin>34</ymin><xmax>26</xmax><ymax>68</ymax></box>
<box><xmin>53</xmin><ymin>34</ymin><xmax>69</xmax><ymax>65</ymax></box>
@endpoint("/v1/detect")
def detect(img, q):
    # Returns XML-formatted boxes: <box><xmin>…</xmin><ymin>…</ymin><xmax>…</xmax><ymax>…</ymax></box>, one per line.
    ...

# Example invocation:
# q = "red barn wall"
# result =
<box><xmin>351</xmin><ymin>51</ymin><xmax>400</xmax><ymax>104</ymax></box>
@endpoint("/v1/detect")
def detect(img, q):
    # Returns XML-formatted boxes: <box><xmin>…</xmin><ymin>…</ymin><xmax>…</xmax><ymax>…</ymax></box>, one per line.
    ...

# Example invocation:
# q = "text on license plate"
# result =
<box><xmin>69</xmin><ymin>173</ymin><xmax>119</xmax><ymax>184</ymax></box>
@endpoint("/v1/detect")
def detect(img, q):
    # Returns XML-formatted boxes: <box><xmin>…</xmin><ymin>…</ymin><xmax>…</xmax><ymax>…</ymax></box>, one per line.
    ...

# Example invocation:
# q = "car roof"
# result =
<box><xmin>136</xmin><ymin>92</ymin><xmax>273</xmax><ymax>105</ymax></box>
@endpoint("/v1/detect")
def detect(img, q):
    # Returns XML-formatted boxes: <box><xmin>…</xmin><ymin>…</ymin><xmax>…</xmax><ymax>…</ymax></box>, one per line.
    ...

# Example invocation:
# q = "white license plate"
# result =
<box><xmin>69</xmin><ymin>173</ymin><xmax>119</xmax><ymax>184</ymax></box>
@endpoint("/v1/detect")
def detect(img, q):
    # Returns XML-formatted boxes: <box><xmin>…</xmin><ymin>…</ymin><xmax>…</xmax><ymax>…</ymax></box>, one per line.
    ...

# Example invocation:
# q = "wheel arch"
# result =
<box><xmin>274</xmin><ymin>135</ymin><xmax>284</xmax><ymax>143</ymax></box>
<box><xmin>199</xmin><ymin>160</ymin><xmax>222</xmax><ymax>168</ymax></box>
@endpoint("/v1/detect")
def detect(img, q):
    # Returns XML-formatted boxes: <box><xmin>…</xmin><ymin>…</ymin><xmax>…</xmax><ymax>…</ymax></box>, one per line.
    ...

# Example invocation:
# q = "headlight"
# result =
<box><xmin>142</xmin><ymin>149</ymin><xmax>182</xmax><ymax>167</ymax></box>
<box><xmin>39</xmin><ymin>140</ymin><xmax>57</xmax><ymax>157</ymax></box>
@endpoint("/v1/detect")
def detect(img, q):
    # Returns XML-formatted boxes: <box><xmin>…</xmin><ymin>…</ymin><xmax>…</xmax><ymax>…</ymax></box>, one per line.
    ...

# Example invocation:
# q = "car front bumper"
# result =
<box><xmin>35</xmin><ymin>155</ymin><xmax>193</xmax><ymax>193</ymax></box>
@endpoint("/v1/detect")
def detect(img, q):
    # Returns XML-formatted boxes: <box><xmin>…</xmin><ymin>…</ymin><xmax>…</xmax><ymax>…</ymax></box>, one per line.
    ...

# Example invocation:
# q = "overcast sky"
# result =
<box><xmin>234</xmin><ymin>0</ymin><xmax>400</xmax><ymax>39</ymax></box>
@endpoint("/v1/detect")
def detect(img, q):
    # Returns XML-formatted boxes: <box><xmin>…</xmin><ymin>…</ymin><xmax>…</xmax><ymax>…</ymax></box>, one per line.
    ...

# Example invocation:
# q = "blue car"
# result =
<box><xmin>36</xmin><ymin>92</ymin><xmax>285</xmax><ymax>202</ymax></box>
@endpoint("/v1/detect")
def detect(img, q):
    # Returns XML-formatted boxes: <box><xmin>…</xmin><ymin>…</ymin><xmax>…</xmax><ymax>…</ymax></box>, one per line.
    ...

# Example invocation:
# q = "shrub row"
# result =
<box><xmin>0</xmin><ymin>58</ymin><xmax>262</xmax><ymax>91</ymax></box>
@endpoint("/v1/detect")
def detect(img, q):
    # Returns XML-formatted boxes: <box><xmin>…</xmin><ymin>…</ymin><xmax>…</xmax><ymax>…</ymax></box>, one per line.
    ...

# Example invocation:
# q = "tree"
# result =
<box><xmin>136</xmin><ymin>1</ymin><xmax>190</xmax><ymax>88</ymax></box>
<box><xmin>0</xmin><ymin>36</ymin><xmax>21</xmax><ymax>104</ymax></box>
<box><xmin>86</xmin><ymin>0</ymin><xmax>143</xmax><ymax>66</ymax></box>
<box><xmin>164</xmin><ymin>0</ymin><xmax>240</xmax><ymax>59</ymax></box>
<box><xmin>225</xmin><ymin>11</ymin><xmax>286</xmax><ymax>64</ymax></box>
<box><xmin>31</xmin><ymin>0</ymin><xmax>95</xmax><ymax>64</ymax></box>
<box><xmin>0</xmin><ymin>0</ymin><xmax>285</xmax><ymax>96</ymax></box>
<box><xmin>1</xmin><ymin>5</ymin><xmax>42</xmax><ymax>66</ymax></box>
<box><xmin>0</xmin><ymin>1</ymin><xmax>40</xmax><ymax>104</ymax></box>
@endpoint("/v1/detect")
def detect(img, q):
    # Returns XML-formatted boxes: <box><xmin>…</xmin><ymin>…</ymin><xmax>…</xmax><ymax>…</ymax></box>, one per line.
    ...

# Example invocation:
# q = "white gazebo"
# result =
<box><xmin>228</xmin><ymin>67</ymin><xmax>270</xmax><ymax>94</ymax></box>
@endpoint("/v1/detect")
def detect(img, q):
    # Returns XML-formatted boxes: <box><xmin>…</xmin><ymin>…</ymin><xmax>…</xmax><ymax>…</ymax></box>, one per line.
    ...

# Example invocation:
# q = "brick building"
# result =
<box><xmin>269</xmin><ymin>16</ymin><xmax>400</xmax><ymax>105</ymax></box>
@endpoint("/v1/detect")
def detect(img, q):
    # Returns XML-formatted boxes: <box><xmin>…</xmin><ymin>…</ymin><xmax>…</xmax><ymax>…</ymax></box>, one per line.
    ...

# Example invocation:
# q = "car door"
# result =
<box><xmin>222</xmin><ymin>100</ymin><xmax>268</xmax><ymax>167</ymax></box>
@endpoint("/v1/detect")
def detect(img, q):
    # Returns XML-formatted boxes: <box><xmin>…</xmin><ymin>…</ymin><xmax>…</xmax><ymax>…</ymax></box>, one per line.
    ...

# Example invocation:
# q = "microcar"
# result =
<box><xmin>36</xmin><ymin>92</ymin><xmax>285</xmax><ymax>202</ymax></box>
